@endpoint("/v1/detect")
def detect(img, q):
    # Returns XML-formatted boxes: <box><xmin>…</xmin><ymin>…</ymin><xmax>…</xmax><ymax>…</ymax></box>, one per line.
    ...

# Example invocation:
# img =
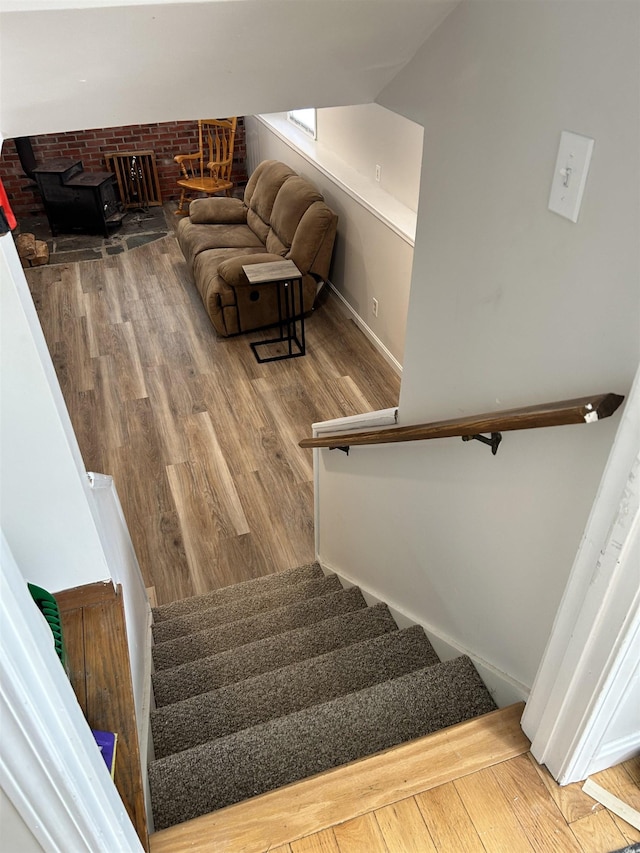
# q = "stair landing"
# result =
<box><xmin>149</xmin><ymin>702</ymin><xmax>529</xmax><ymax>852</ymax></box>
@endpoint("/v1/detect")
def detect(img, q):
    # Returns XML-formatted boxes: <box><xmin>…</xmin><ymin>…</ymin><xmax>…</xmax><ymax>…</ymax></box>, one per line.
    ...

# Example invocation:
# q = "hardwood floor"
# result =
<box><xmin>26</xmin><ymin>234</ymin><xmax>400</xmax><ymax>605</ymax></box>
<box><xmin>299</xmin><ymin>755</ymin><xmax>640</xmax><ymax>853</ymax></box>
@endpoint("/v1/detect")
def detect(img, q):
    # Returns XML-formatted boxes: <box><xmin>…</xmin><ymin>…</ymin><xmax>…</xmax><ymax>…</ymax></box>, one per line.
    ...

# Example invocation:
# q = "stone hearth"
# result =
<box><xmin>14</xmin><ymin>205</ymin><xmax>172</xmax><ymax>265</ymax></box>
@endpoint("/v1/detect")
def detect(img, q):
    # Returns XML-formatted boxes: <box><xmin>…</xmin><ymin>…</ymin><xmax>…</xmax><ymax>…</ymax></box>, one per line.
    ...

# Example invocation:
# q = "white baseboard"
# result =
<box><xmin>319</xmin><ymin>558</ymin><xmax>529</xmax><ymax>709</ymax></box>
<box><xmin>588</xmin><ymin>732</ymin><xmax>640</xmax><ymax>778</ymax></box>
<box><xmin>326</xmin><ymin>282</ymin><xmax>403</xmax><ymax>377</ymax></box>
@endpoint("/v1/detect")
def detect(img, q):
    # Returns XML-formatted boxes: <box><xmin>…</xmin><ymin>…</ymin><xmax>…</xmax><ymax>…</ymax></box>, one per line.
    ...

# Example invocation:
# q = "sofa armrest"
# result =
<box><xmin>189</xmin><ymin>197</ymin><xmax>247</xmax><ymax>224</ymax></box>
<box><xmin>217</xmin><ymin>254</ymin><xmax>289</xmax><ymax>288</ymax></box>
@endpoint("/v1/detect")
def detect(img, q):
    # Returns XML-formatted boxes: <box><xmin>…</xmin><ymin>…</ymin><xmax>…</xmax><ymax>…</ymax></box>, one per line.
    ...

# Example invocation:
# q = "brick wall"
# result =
<box><xmin>1</xmin><ymin>118</ymin><xmax>247</xmax><ymax>219</ymax></box>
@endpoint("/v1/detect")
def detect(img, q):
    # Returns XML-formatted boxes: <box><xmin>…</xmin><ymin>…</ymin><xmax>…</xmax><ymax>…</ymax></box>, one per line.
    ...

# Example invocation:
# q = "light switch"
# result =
<box><xmin>548</xmin><ymin>131</ymin><xmax>594</xmax><ymax>223</ymax></box>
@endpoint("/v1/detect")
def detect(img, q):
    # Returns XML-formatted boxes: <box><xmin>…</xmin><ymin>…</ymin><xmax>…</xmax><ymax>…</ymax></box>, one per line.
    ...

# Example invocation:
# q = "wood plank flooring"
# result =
<box><xmin>291</xmin><ymin>755</ymin><xmax>639</xmax><ymax>853</ymax></box>
<box><xmin>26</xmin><ymin>233</ymin><xmax>400</xmax><ymax>605</ymax></box>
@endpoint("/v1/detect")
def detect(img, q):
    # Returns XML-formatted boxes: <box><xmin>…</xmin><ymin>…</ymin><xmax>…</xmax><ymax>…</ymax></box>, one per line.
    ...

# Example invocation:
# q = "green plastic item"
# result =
<box><xmin>28</xmin><ymin>582</ymin><xmax>68</xmax><ymax>672</ymax></box>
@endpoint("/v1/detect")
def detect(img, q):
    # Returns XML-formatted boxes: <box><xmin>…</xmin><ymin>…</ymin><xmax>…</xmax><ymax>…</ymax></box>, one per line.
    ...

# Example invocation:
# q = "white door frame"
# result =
<box><xmin>522</xmin><ymin>362</ymin><xmax>640</xmax><ymax>784</ymax></box>
<box><xmin>0</xmin><ymin>533</ymin><xmax>144</xmax><ymax>853</ymax></box>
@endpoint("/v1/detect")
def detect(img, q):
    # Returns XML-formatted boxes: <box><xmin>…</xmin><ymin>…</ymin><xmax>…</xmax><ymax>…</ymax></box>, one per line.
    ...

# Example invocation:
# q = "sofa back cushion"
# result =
<box><xmin>242</xmin><ymin>160</ymin><xmax>338</xmax><ymax>280</ymax></box>
<box><xmin>244</xmin><ymin>160</ymin><xmax>295</xmax><ymax>243</ymax></box>
<box><xmin>266</xmin><ymin>176</ymin><xmax>323</xmax><ymax>255</ymax></box>
<box><xmin>289</xmin><ymin>202</ymin><xmax>338</xmax><ymax>277</ymax></box>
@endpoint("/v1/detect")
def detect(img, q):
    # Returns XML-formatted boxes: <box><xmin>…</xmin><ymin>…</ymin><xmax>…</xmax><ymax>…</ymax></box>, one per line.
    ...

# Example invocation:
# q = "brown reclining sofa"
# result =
<box><xmin>176</xmin><ymin>160</ymin><xmax>338</xmax><ymax>337</ymax></box>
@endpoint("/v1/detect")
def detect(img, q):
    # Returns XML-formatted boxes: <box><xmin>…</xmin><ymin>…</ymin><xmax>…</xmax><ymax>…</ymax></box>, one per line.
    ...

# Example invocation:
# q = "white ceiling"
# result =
<box><xmin>0</xmin><ymin>0</ymin><xmax>457</xmax><ymax>139</ymax></box>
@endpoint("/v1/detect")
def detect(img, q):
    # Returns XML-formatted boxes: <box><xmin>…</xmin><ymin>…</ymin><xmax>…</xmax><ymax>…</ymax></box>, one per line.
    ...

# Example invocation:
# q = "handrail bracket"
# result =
<box><xmin>329</xmin><ymin>445</ymin><xmax>350</xmax><ymax>455</ymax></box>
<box><xmin>462</xmin><ymin>432</ymin><xmax>502</xmax><ymax>455</ymax></box>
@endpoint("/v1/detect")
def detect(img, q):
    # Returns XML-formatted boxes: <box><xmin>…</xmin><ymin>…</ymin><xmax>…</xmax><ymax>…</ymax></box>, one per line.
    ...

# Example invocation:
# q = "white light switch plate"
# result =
<box><xmin>548</xmin><ymin>131</ymin><xmax>594</xmax><ymax>223</ymax></box>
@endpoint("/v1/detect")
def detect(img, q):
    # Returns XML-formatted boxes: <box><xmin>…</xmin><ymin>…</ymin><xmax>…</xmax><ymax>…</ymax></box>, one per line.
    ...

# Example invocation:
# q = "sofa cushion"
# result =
<box><xmin>193</xmin><ymin>247</ymin><xmax>266</xmax><ymax>304</ymax></box>
<box><xmin>189</xmin><ymin>197</ymin><xmax>247</xmax><ymax>224</ymax></box>
<box><xmin>196</xmin><ymin>249</ymin><xmax>286</xmax><ymax>337</ymax></box>
<box><xmin>267</xmin><ymin>177</ymin><xmax>323</xmax><ymax>256</ymax></box>
<box><xmin>245</xmin><ymin>161</ymin><xmax>296</xmax><ymax>243</ymax></box>
<box><xmin>177</xmin><ymin>221</ymin><xmax>264</xmax><ymax>269</ymax></box>
<box><xmin>289</xmin><ymin>202</ymin><xmax>338</xmax><ymax>276</ymax></box>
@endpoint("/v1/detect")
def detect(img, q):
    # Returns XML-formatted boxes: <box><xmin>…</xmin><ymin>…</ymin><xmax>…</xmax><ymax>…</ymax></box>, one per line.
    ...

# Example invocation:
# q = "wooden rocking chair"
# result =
<box><xmin>174</xmin><ymin>117</ymin><xmax>237</xmax><ymax>215</ymax></box>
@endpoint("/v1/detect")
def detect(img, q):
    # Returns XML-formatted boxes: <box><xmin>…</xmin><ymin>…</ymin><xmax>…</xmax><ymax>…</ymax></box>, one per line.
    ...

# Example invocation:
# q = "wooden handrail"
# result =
<box><xmin>299</xmin><ymin>393</ymin><xmax>624</xmax><ymax>450</ymax></box>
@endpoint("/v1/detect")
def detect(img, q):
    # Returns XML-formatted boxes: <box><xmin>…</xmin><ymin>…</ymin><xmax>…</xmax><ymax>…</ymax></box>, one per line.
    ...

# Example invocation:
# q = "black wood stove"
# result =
<box><xmin>33</xmin><ymin>158</ymin><xmax>125</xmax><ymax>237</ymax></box>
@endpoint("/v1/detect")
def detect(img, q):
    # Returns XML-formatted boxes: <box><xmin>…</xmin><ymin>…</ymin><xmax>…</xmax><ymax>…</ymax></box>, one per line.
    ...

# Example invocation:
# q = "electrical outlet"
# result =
<box><xmin>372</xmin><ymin>297</ymin><xmax>379</xmax><ymax>317</ymax></box>
<box><xmin>375</xmin><ymin>164</ymin><xmax>381</xmax><ymax>182</ymax></box>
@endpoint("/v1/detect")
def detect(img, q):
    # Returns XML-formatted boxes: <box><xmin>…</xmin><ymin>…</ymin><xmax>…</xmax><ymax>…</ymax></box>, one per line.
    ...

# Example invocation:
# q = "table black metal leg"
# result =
<box><xmin>248</xmin><ymin>272</ymin><xmax>306</xmax><ymax>363</ymax></box>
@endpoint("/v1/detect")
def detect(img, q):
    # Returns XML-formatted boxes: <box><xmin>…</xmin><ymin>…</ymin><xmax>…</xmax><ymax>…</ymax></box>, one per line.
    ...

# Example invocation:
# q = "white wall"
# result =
<box><xmin>0</xmin><ymin>0</ymin><xmax>455</xmax><ymax>138</ymax></box>
<box><xmin>381</xmin><ymin>0</ymin><xmax>639</xmax><ymax>420</ymax></box>
<box><xmin>317</xmin><ymin>104</ymin><xmax>424</xmax><ymax>213</ymax></box>
<box><xmin>0</xmin><ymin>233</ymin><xmax>111</xmax><ymax>591</ymax></box>
<box><xmin>316</xmin><ymin>0</ymin><xmax>639</xmax><ymax>698</ymax></box>
<box><xmin>1</xmin><ymin>233</ymin><xmax>153</xmax><ymax>792</ymax></box>
<box><xmin>246</xmin><ymin>113</ymin><xmax>417</xmax><ymax>368</ymax></box>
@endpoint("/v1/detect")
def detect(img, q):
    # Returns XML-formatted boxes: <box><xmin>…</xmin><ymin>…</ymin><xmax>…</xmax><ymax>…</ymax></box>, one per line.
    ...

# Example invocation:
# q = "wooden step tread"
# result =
<box><xmin>149</xmin><ymin>702</ymin><xmax>528</xmax><ymax>853</ymax></box>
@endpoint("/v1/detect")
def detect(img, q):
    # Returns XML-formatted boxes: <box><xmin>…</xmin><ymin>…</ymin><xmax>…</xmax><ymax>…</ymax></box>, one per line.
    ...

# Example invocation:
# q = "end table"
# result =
<box><xmin>242</xmin><ymin>260</ymin><xmax>306</xmax><ymax>363</ymax></box>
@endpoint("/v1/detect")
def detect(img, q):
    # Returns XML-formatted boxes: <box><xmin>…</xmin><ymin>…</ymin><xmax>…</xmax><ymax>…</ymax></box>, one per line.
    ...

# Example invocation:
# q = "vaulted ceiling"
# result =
<box><xmin>0</xmin><ymin>0</ymin><xmax>457</xmax><ymax>138</ymax></box>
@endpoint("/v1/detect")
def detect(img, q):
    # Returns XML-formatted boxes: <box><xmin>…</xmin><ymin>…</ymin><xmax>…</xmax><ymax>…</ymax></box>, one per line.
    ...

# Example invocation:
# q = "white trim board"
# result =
<box><xmin>87</xmin><ymin>473</ymin><xmax>155</xmax><ymax>827</ymax></box>
<box><xmin>140</xmin><ymin>603</ymin><xmax>156</xmax><ymax>833</ymax></box>
<box><xmin>0</xmin><ymin>533</ymin><xmax>143</xmax><ymax>853</ymax></box>
<box><xmin>312</xmin><ymin>407</ymin><xmax>398</xmax><ymax>436</ymax></box>
<box><xmin>589</xmin><ymin>730</ymin><xmax>640</xmax><ymax>777</ymax></box>
<box><xmin>522</xmin><ymin>361</ymin><xmax>640</xmax><ymax>784</ymax></box>
<box><xmin>582</xmin><ymin>779</ymin><xmax>640</xmax><ymax>831</ymax></box>
<box><xmin>256</xmin><ymin>114</ymin><xmax>417</xmax><ymax>247</ymax></box>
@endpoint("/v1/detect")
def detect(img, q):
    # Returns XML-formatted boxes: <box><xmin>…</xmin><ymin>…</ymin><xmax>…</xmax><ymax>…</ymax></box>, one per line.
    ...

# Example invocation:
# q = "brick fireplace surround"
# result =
<box><xmin>1</xmin><ymin>117</ymin><xmax>247</xmax><ymax>221</ymax></box>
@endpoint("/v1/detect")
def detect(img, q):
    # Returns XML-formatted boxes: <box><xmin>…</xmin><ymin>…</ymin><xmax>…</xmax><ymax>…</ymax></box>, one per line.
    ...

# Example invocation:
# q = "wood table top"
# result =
<box><xmin>242</xmin><ymin>259</ymin><xmax>302</xmax><ymax>284</ymax></box>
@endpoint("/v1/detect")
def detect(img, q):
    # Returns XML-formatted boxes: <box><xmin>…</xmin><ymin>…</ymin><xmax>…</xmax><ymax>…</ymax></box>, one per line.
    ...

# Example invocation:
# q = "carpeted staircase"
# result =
<box><xmin>148</xmin><ymin>562</ymin><xmax>497</xmax><ymax>831</ymax></box>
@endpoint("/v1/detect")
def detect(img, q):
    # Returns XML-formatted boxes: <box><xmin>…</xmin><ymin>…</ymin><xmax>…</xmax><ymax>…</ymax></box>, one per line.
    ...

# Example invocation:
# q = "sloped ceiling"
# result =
<box><xmin>0</xmin><ymin>0</ymin><xmax>456</xmax><ymax>138</ymax></box>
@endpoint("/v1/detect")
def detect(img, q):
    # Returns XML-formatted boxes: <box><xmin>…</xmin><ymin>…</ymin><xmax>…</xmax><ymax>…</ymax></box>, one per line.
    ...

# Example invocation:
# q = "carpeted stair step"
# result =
<box><xmin>151</xmin><ymin>625</ymin><xmax>439</xmax><ymax>758</ymax></box>
<box><xmin>152</xmin><ymin>586</ymin><xmax>367</xmax><ymax>671</ymax></box>
<box><xmin>152</xmin><ymin>562</ymin><xmax>324</xmax><ymax>623</ymax></box>
<box><xmin>153</xmin><ymin>602</ymin><xmax>398</xmax><ymax>707</ymax></box>
<box><xmin>152</xmin><ymin>574</ymin><xmax>342</xmax><ymax>644</ymax></box>
<box><xmin>149</xmin><ymin>654</ymin><xmax>497</xmax><ymax>829</ymax></box>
